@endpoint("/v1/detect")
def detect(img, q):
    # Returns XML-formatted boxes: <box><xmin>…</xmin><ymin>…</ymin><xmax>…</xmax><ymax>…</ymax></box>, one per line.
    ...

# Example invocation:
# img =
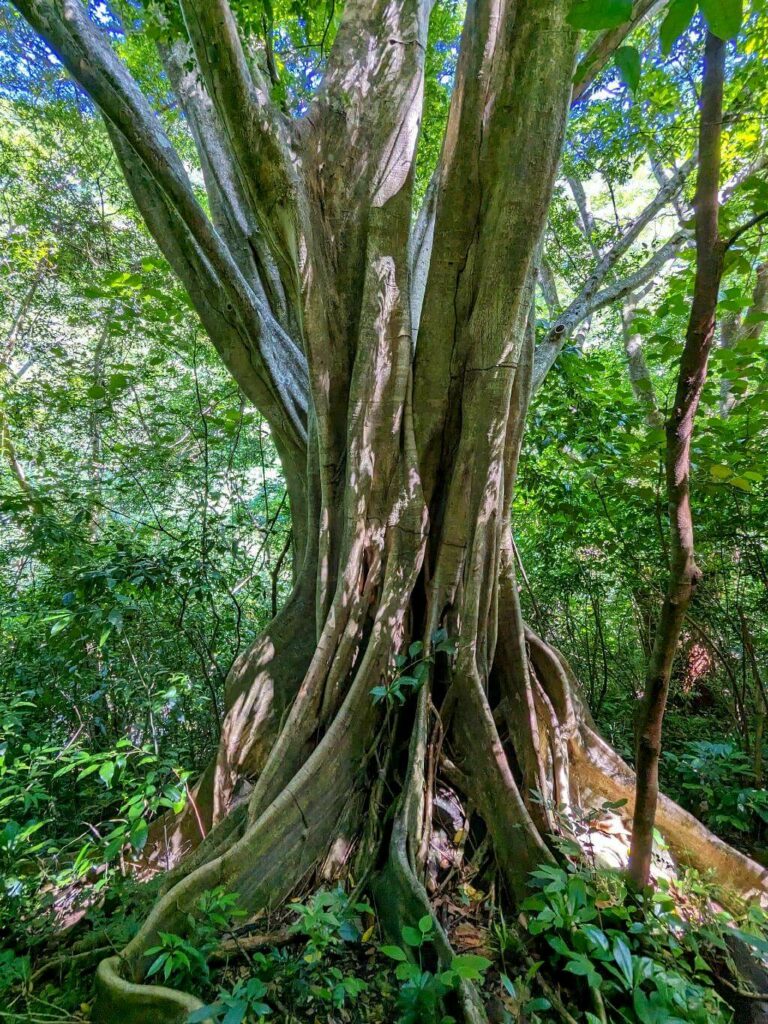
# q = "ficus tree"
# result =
<box><xmin>7</xmin><ymin>0</ymin><xmax>768</xmax><ymax>1021</ymax></box>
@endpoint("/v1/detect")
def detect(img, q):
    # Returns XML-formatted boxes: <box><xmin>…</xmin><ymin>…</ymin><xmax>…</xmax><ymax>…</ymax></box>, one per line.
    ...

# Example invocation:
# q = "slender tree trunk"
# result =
<box><xmin>628</xmin><ymin>31</ymin><xmax>726</xmax><ymax>890</ymax></box>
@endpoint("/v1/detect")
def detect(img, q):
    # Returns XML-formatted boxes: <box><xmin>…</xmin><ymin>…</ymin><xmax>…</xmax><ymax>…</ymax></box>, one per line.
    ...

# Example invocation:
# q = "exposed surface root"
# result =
<box><xmin>373</xmin><ymin>687</ymin><xmax>488</xmax><ymax>1024</ymax></box>
<box><xmin>95</xmin><ymin>956</ymin><xmax>203</xmax><ymax>1024</ymax></box>
<box><xmin>527</xmin><ymin>629</ymin><xmax>768</xmax><ymax>903</ymax></box>
<box><xmin>93</xmin><ymin>609</ymin><xmax>768</xmax><ymax>1022</ymax></box>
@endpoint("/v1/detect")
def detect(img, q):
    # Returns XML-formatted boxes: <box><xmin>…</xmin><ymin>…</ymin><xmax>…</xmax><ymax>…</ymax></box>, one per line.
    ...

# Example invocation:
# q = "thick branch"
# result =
<box><xmin>567</xmin><ymin>174</ymin><xmax>600</xmax><ymax>258</ymax></box>
<box><xmin>415</xmin><ymin>0</ymin><xmax>577</xmax><ymax>500</ymax></box>
<box><xmin>537</xmin><ymin>256</ymin><xmax>561</xmax><ymax>318</ymax></box>
<box><xmin>12</xmin><ymin>0</ymin><xmax>308</xmax><ymax>451</ymax></box>
<box><xmin>622</xmin><ymin>288</ymin><xmax>663</xmax><ymax>425</ymax></box>
<box><xmin>107</xmin><ymin>127</ymin><xmax>308</xmax><ymax>458</ymax></box>
<box><xmin>161</xmin><ymin>39</ymin><xmax>294</xmax><ymax>335</ymax></box>
<box><xmin>720</xmin><ymin>262</ymin><xmax>768</xmax><ymax>415</ymax></box>
<box><xmin>532</xmin><ymin>155</ymin><xmax>694</xmax><ymax>387</ymax></box>
<box><xmin>177</xmin><ymin>0</ymin><xmax>303</xmax><ymax>313</ymax></box>
<box><xmin>409</xmin><ymin>172</ymin><xmax>439</xmax><ymax>337</ymax></box>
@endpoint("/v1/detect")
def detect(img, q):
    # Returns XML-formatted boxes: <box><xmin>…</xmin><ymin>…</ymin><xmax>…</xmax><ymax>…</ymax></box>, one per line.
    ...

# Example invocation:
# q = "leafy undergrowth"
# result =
<box><xmin>6</xmin><ymin>849</ymin><xmax>768</xmax><ymax>1024</ymax></box>
<box><xmin>663</xmin><ymin>740</ymin><xmax>768</xmax><ymax>850</ymax></box>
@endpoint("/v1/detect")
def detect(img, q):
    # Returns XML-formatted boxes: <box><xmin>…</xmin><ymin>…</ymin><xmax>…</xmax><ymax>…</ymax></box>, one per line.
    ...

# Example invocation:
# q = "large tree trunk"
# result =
<box><xmin>12</xmin><ymin>2</ymin><xmax>768</xmax><ymax>1021</ymax></box>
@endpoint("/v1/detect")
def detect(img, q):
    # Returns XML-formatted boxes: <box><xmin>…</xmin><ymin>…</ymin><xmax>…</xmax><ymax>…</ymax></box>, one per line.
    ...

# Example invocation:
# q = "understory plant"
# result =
<box><xmin>519</xmin><ymin>860</ymin><xmax>768</xmax><ymax>1023</ymax></box>
<box><xmin>664</xmin><ymin>740</ymin><xmax>768</xmax><ymax>839</ymax></box>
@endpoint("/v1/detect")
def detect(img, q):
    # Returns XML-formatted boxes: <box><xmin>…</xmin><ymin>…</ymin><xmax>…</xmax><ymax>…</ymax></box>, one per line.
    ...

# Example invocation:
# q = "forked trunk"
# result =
<box><xmin>12</xmin><ymin>2</ymin><xmax>768</xmax><ymax>1022</ymax></box>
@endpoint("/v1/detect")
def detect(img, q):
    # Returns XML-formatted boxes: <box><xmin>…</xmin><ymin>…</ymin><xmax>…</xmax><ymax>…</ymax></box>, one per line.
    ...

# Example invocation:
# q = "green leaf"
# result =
<box><xmin>613</xmin><ymin>937</ymin><xmax>634</xmax><ymax>988</ymax></box>
<box><xmin>107</xmin><ymin>608</ymin><xmax>124</xmax><ymax>629</ymax></box>
<box><xmin>660</xmin><ymin>0</ymin><xmax>697</xmax><ymax>54</ymax></box>
<box><xmin>731</xmin><ymin>928</ymin><xmax>768</xmax><ymax>954</ymax></box>
<box><xmin>188</xmin><ymin>1006</ymin><xmax>219</xmax><ymax>1023</ymax></box>
<box><xmin>104</xmin><ymin>831</ymin><xmax>126</xmax><ymax>861</ymax></box>
<box><xmin>130</xmin><ymin>818</ymin><xmax>149</xmax><ymax>852</ymax></box>
<box><xmin>450</xmin><ymin>953</ymin><xmax>492</xmax><ymax>981</ymax></box>
<box><xmin>700</xmin><ymin>0</ymin><xmax>743</xmax><ymax>38</ymax></box>
<box><xmin>582</xmin><ymin>924</ymin><xmax>609</xmax><ymax>951</ymax></box>
<box><xmin>87</xmin><ymin>384</ymin><xmax>106</xmax><ymax>399</ymax></box>
<box><xmin>418</xmin><ymin>914</ymin><xmax>433</xmax><ymax>934</ymax></box>
<box><xmin>395</xmin><ymin>961</ymin><xmax>420</xmax><ymax>982</ymax></box>
<box><xmin>728</xmin><ymin>476</ymin><xmax>752</xmax><ymax>492</ymax></box>
<box><xmin>108</xmin><ymin>373</ymin><xmax>130</xmax><ymax>393</ymax></box>
<box><xmin>98</xmin><ymin>761</ymin><xmax>115</xmax><ymax>786</ymax></box>
<box><xmin>402</xmin><ymin>926</ymin><xmax>423</xmax><ymax>947</ymax></box>
<box><xmin>501</xmin><ymin>974</ymin><xmax>516</xmax><ymax>997</ymax></box>
<box><xmin>380</xmin><ymin>945</ymin><xmax>407</xmax><ymax>961</ymax></box>
<box><xmin>527</xmin><ymin>999</ymin><xmax>553</xmax><ymax>1013</ymax></box>
<box><xmin>567</xmin><ymin>0</ymin><xmax>632</xmax><ymax>29</ymax></box>
<box><xmin>615</xmin><ymin>46</ymin><xmax>641</xmax><ymax>92</ymax></box>
<box><xmin>222</xmin><ymin>1004</ymin><xmax>247</xmax><ymax>1024</ymax></box>
<box><xmin>145</xmin><ymin>952</ymin><xmax>167</xmax><ymax>978</ymax></box>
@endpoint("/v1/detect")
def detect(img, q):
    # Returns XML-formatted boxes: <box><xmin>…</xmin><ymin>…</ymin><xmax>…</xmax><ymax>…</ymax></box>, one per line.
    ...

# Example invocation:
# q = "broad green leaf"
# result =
<box><xmin>613</xmin><ymin>937</ymin><xmax>634</xmax><ymax>988</ymax></box>
<box><xmin>728</xmin><ymin>476</ymin><xmax>752</xmax><ymax>491</ymax></box>
<box><xmin>660</xmin><ymin>0</ymin><xmax>697</xmax><ymax>54</ymax></box>
<box><xmin>98</xmin><ymin>761</ymin><xmax>115</xmax><ymax>786</ymax></box>
<box><xmin>700</xmin><ymin>0</ymin><xmax>743</xmax><ymax>38</ymax></box>
<box><xmin>145</xmin><ymin>953</ymin><xmax>167</xmax><ymax>978</ymax></box>
<box><xmin>615</xmin><ymin>46</ymin><xmax>641</xmax><ymax>92</ymax></box>
<box><xmin>567</xmin><ymin>0</ymin><xmax>632</xmax><ymax>29</ymax></box>
<box><xmin>189</xmin><ymin>1007</ymin><xmax>220</xmax><ymax>1024</ymax></box>
<box><xmin>401</xmin><ymin>925</ymin><xmax>423</xmax><ymax>946</ymax></box>
<box><xmin>222</xmin><ymin>1004</ymin><xmax>247</xmax><ymax>1024</ymax></box>
<box><xmin>450</xmin><ymin>953</ymin><xmax>492</xmax><ymax>981</ymax></box>
<box><xmin>380</xmin><ymin>945</ymin><xmax>407</xmax><ymax>961</ymax></box>
<box><xmin>130</xmin><ymin>818</ymin><xmax>149</xmax><ymax>852</ymax></box>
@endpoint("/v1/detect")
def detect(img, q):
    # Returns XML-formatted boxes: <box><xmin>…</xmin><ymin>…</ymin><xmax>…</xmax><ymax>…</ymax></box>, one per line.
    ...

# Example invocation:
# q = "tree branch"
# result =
<box><xmin>106</xmin><ymin>126</ymin><xmax>307</xmax><ymax>453</ymax></box>
<box><xmin>621</xmin><ymin>286</ymin><xmax>663</xmax><ymax>425</ymax></box>
<box><xmin>532</xmin><ymin>228</ymin><xmax>690</xmax><ymax>391</ymax></box>
<box><xmin>720</xmin><ymin>262</ymin><xmax>768</xmax><ymax>415</ymax></box>
<box><xmin>537</xmin><ymin>256</ymin><xmax>562</xmax><ymax>319</ymax></box>
<box><xmin>12</xmin><ymin>0</ymin><xmax>308</xmax><ymax>453</ymax></box>
<box><xmin>307</xmin><ymin>0</ymin><xmax>432</xmax><ymax>218</ymax></box>
<box><xmin>567</xmin><ymin>174</ymin><xmax>600</xmax><ymax>258</ymax></box>
<box><xmin>724</xmin><ymin>209</ymin><xmax>768</xmax><ymax>251</ymax></box>
<box><xmin>177</xmin><ymin>0</ymin><xmax>303</xmax><ymax>311</ymax></box>
<box><xmin>161</xmin><ymin>39</ymin><xmax>294</xmax><ymax>334</ymax></box>
<box><xmin>572</xmin><ymin>0</ymin><xmax>669</xmax><ymax>105</ymax></box>
<box><xmin>409</xmin><ymin>172</ymin><xmax>439</xmax><ymax>337</ymax></box>
<box><xmin>629</xmin><ymin>30</ymin><xmax>727</xmax><ymax>889</ymax></box>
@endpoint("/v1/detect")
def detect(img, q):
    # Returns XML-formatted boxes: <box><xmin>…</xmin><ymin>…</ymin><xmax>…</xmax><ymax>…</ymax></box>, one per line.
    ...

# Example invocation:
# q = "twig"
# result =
<box><xmin>718</xmin><ymin>974</ymin><xmax>768</xmax><ymax>1001</ymax></box>
<box><xmin>724</xmin><ymin>209</ymin><xmax>768</xmax><ymax>251</ymax></box>
<box><xmin>209</xmin><ymin>927</ymin><xmax>295</xmax><ymax>962</ymax></box>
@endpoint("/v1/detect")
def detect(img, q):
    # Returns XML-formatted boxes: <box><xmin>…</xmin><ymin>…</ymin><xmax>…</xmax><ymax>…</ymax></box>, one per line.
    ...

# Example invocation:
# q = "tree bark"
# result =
<box><xmin>10</xmin><ymin>4</ymin><xmax>768</xmax><ymax>1022</ymax></box>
